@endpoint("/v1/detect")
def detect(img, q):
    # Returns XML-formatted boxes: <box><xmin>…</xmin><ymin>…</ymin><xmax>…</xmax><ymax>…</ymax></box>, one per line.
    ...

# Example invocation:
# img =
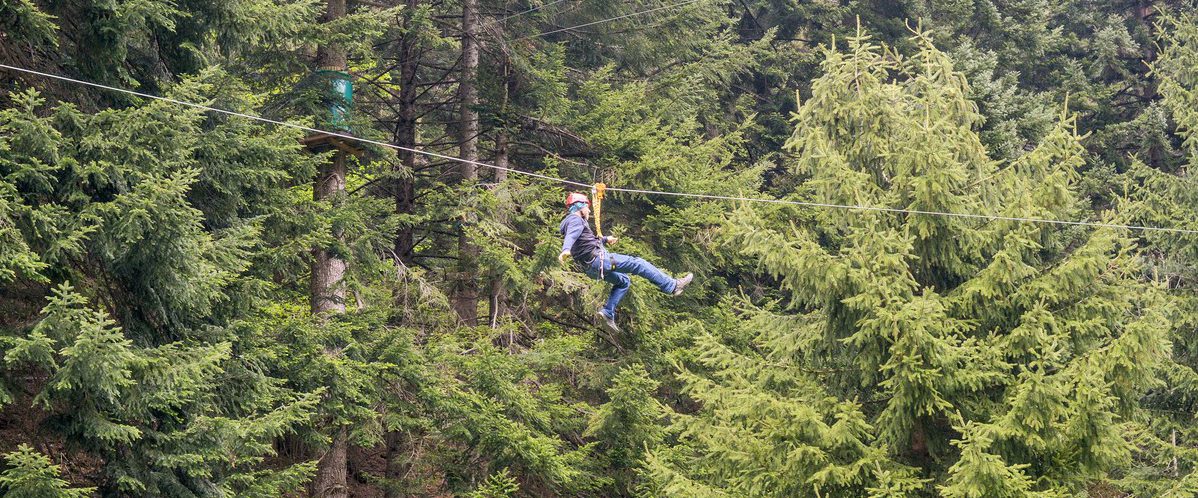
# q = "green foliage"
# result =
<box><xmin>0</xmin><ymin>0</ymin><xmax>58</xmax><ymax>48</ymax></box>
<box><xmin>0</xmin><ymin>66</ymin><xmax>328</xmax><ymax>494</ymax></box>
<box><xmin>938</xmin><ymin>423</ymin><xmax>1050</xmax><ymax>498</ymax></box>
<box><xmin>36</xmin><ymin>283</ymin><xmax>143</xmax><ymax>447</ymax></box>
<box><xmin>584</xmin><ymin>365</ymin><xmax>665</xmax><ymax>492</ymax></box>
<box><xmin>439</xmin><ymin>339</ymin><xmax>609</xmax><ymax>494</ymax></box>
<box><xmin>1105</xmin><ymin>11</ymin><xmax>1198</xmax><ymax>496</ymax></box>
<box><xmin>0</xmin><ymin>445</ymin><xmax>93</xmax><ymax>498</ymax></box>
<box><xmin>7</xmin><ymin>0</ymin><xmax>1198</xmax><ymax>496</ymax></box>
<box><xmin>649</xmin><ymin>27</ymin><xmax>1178</xmax><ymax>497</ymax></box>
<box><xmin>467</xmin><ymin>468</ymin><xmax>520</xmax><ymax>498</ymax></box>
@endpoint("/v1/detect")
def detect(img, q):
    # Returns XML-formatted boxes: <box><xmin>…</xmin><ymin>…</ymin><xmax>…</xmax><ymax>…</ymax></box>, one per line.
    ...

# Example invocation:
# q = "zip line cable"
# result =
<box><xmin>605</xmin><ymin>186</ymin><xmax>1197</xmax><ymax>234</ymax></box>
<box><xmin>0</xmin><ymin>63</ymin><xmax>581</xmax><ymax>188</ymax></box>
<box><xmin>487</xmin><ymin>0</ymin><xmax>570</xmax><ymax>26</ymax></box>
<box><xmin>2</xmin><ymin>62</ymin><xmax>1197</xmax><ymax>235</ymax></box>
<box><xmin>515</xmin><ymin>0</ymin><xmax>704</xmax><ymax>40</ymax></box>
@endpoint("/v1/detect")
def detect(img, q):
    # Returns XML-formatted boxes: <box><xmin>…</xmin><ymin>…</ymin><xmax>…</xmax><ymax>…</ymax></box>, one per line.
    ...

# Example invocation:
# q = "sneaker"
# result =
<box><xmin>596</xmin><ymin>309</ymin><xmax>621</xmax><ymax>334</ymax></box>
<box><xmin>672</xmin><ymin>273</ymin><xmax>694</xmax><ymax>296</ymax></box>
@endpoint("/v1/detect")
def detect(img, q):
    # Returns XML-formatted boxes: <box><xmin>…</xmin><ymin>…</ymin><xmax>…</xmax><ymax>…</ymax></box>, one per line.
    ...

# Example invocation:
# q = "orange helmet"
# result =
<box><xmin>565</xmin><ymin>192</ymin><xmax>590</xmax><ymax>208</ymax></box>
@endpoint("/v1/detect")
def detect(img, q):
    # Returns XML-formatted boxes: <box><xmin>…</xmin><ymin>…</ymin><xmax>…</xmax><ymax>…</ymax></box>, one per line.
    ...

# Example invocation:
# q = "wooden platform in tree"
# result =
<box><xmin>300</xmin><ymin>132</ymin><xmax>365</xmax><ymax>156</ymax></box>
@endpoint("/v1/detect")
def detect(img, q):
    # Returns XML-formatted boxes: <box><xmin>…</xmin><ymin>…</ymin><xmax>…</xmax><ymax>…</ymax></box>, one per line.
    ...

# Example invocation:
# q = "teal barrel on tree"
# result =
<box><xmin>316</xmin><ymin>69</ymin><xmax>353</xmax><ymax>130</ymax></box>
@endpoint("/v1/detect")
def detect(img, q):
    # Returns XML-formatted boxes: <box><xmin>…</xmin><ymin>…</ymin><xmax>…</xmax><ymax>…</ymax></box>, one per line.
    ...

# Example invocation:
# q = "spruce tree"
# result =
<box><xmin>0</xmin><ymin>445</ymin><xmax>93</xmax><ymax>498</ymax></box>
<box><xmin>1110</xmin><ymin>11</ymin><xmax>1198</xmax><ymax>495</ymax></box>
<box><xmin>647</xmin><ymin>27</ymin><xmax>1177</xmax><ymax>496</ymax></box>
<box><xmin>0</xmin><ymin>72</ymin><xmax>324</xmax><ymax>495</ymax></box>
<box><xmin>10</xmin><ymin>0</ymin><xmax>1198</xmax><ymax>495</ymax></box>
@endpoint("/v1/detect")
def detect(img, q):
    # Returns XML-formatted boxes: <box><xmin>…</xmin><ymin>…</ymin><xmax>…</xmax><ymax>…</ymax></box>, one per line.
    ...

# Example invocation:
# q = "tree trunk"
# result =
<box><xmin>316</xmin><ymin>0</ymin><xmax>348</xmax><ymax>71</ymax></box>
<box><xmin>311</xmin><ymin>0</ymin><xmax>349</xmax><ymax>315</ymax></box>
<box><xmin>312</xmin><ymin>150</ymin><xmax>348</xmax><ymax>314</ymax></box>
<box><xmin>385</xmin><ymin>5</ymin><xmax>421</xmax><ymax>493</ymax></box>
<box><xmin>494</xmin><ymin>129</ymin><xmax>509</xmax><ymax>183</ymax></box>
<box><xmin>494</xmin><ymin>56</ymin><xmax>511</xmax><ymax>184</ymax></box>
<box><xmin>311</xmin><ymin>1</ymin><xmax>350</xmax><ymax>496</ymax></box>
<box><xmin>489</xmin><ymin>59</ymin><xmax>511</xmax><ymax>329</ymax></box>
<box><xmin>452</xmin><ymin>0</ymin><xmax>481</xmax><ymax>325</ymax></box>
<box><xmin>458</xmin><ymin>0</ymin><xmax>480</xmax><ymax>182</ymax></box>
<box><xmin>909</xmin><ymin>420</ymin><xmax>929</xmax><ymax>462</ymax></box>
<box><xmin>489</xmin><ymin>131</ymin><xmax>508</xmax><ymax>330</ymax></box>
<box><xmin>1138</xmin><ymin>0</ymin><xmax>1162</xmax><ymax>167</ymax></box>
<box><xmin>393</xmin><ymin>0</ymin><xmax>420</xmax><ymax>265</ymax></box>
<box><xmin>384</xmin><ymin>430</ymin><xmax>408</xmax><ymax>498</ymax></box>
<box><xmin>486</xmin><ymin>56</ymin><xmax>515</xmax><ymax>328</ymax></box>
<box><xmin>313</xmin><ymin>426</ymin><xmax>349</xmax><ymax>498</ymax></box>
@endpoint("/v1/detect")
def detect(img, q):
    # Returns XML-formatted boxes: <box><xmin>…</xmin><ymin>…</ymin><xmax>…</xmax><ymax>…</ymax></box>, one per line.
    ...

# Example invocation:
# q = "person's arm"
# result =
<box><xmin>558</xmin><ymin>216</ymin><xmax>583</xmax><ymax>263</ymax></box>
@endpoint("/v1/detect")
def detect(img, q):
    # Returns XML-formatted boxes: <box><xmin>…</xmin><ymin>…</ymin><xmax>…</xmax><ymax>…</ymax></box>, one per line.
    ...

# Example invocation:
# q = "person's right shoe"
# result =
<box><xmin>672</xmin><ymin>273</ymin><xmax>694</xmax><ymax>296</ymax></box>
<box><xmin>596</xmin><ymin>309</ymin><xmax>621</xmax><ymax>334</ymax></box>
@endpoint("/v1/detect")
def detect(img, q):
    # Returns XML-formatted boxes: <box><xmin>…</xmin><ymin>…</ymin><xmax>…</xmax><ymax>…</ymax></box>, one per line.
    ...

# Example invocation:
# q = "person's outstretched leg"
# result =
<box><xmin>601</xmin><ymin>270</ymin><xmax>631</xmax><ymax>319</ymax></box>
<box><xmin>584</xmin><ymin>256</ymin><xmax>630</xmax><ymax>333</ymax></box>
<box><xmin>607</xmin><ymin>253</ymin><xmax>677</xmax><ymax>294</ymax></box>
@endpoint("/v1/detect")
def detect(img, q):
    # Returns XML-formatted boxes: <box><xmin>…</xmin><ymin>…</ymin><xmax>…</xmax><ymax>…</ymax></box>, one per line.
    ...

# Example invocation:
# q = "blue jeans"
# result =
<box><xmin>584</xmin><ymin>251</ymin><xmax>676</xmax><ymax>319</ymax></box>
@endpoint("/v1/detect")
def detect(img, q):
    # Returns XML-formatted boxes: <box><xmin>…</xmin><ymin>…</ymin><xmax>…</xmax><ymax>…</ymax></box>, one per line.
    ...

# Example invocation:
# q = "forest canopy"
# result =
<box><xmin>3</xmin><ymin>0</ymin><xmax>1198</xmax><ymax>497</ymax></box>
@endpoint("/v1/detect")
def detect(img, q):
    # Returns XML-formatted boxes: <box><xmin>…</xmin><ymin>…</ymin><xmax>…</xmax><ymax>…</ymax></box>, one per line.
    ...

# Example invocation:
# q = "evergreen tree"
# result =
<box><xmin>648</xmin><ymin>27</ymin><xmax>1176</xmax><ymax>496</ymax></box>
<box><xmin>0</xmin><ymin>445</ymin><xmax>93</xmax><ymax>498</ymax></box>
<box><xmin>8</xmin><ymin>0</ymin><xmax>1198</xmax><ymax>495</ymax></box>
<box><xmin>585</xmin><ymin>365</ymin><xmax>666</xmax><ymax>493</ymax></box>
<box><xmin>1111</xmin><ymin>11</ymin><xmax>1198</xmax><ymax>495</ymax></box>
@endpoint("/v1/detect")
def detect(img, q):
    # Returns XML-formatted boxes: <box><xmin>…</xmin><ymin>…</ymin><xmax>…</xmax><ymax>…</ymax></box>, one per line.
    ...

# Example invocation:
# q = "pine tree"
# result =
<box><xmin>1108</xmin><ymin>11</ymin><xmax>1198</xmax><ymax>495</ymax></box>
<box><xmin>0</xmin><ymin>69</ymin><xmax>326</xmax><ymax>495</ymax></box>
<box><xmin>0</xmin><ymin>445</ymin><xmax>93</xmax><ymax>498</ymax></box>
<box><xmin>467</xmin><ymin>468</ymin><xmax>520</xmax><ymax>498</ymax></box>
<box><xmin>11</xmin><ymin>0</ymin><xmax>1198</xmax><ymax>495</ymax></box>
<box><xmin>584</xmin><ymin>365</ymin><xmax>666</xmax><ymax>493</ymax></box>
<box><xmin>648</xmin><ymin>26</ymin><xmax>1176</xmax><ymax>496</ymax></box>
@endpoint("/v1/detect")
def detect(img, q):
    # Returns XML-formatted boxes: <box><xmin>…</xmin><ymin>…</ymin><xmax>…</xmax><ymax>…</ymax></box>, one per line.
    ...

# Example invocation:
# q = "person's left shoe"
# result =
<box><xmin>596</xmin><ymin>309</ymin><xmax>621</xmax><ymax>334</ymax></box>
<box><xmin>672</xmin><ymin>273</ymin><xmax>694</xmax><ymax>296</ymax></box>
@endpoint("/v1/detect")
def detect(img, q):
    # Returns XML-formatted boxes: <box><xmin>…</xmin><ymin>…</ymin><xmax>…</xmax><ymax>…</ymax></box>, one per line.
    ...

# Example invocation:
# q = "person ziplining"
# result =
<box><xmin>558</xmin><ymin>188</ymin><xmax>693</xmax><ymax>334</ymax></box>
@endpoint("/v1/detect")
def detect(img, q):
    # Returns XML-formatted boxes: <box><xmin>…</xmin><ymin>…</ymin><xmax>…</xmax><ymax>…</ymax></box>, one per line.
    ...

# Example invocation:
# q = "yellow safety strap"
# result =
<box><xmin>591</xmin><ymin>182</ymin><xmax>606</xmax><ymax>240</ymax></box>
<box><xmin>591</xmin><ymin>183</ymin><xmax>608</xmax><ymax>278</ymax></box>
